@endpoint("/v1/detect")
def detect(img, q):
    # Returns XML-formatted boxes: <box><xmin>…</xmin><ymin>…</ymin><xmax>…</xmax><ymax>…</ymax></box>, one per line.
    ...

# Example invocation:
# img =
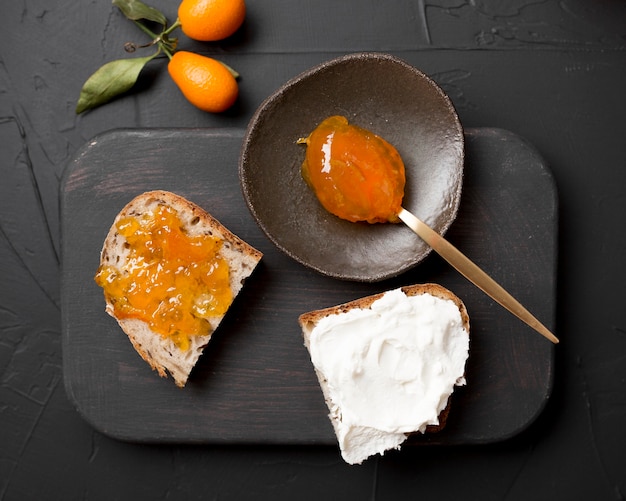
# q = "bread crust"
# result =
<box><xmin>98</xmin><ymin>190</ymin><xmax>262</xmax><ymax>387</ymax></box>
<box><xmin>299</xmin><ymin>283</ymin><xmax>469</xmax><ymax>440</ymax></box>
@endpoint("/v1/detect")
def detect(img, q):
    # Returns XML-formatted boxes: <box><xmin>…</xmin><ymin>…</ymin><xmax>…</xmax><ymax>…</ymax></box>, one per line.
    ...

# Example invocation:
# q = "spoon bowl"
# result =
<box><xmin>240</xmin><ymin>52</ymin><xmax>464</xmax><ymax>282</ymax></box>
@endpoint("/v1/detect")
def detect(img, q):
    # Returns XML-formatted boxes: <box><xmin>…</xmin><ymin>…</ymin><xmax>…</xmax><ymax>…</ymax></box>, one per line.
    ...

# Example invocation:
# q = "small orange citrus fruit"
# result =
<box><xmin>178</xmin><ymin>0</ymin><xmax>246</xmax><ymax>42</ymax></box>
<box><xmin>168</xmin><ymin>51</ymin><xmax>239</xmax><ymax>113</ymax></box>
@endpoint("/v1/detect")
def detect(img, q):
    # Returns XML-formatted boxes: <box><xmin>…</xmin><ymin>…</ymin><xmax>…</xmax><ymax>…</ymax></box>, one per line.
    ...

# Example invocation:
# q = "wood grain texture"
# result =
<box><xmin>60</xmin><ymin>127</ymin><xmax>556</xmax><ymax>444</ymax></box>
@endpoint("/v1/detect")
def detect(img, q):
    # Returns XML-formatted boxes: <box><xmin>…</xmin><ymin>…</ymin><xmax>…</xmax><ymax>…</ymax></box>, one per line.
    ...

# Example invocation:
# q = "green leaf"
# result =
<box><xmin>76</xmin><ymin>55</ymin><xmax>156</xmax><ymax>114</ymax></box>
<box><xmin>113</xmin><ymin>0</ymin><xmax>167</xmax><ymax>26</ymax></box>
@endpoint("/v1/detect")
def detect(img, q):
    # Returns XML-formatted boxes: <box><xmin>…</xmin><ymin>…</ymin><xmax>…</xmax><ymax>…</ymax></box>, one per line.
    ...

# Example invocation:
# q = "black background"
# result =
<box><xmin>1</xmin><ymin>1</ymin><xmax>625</xmax><ymax>499</ymax></box>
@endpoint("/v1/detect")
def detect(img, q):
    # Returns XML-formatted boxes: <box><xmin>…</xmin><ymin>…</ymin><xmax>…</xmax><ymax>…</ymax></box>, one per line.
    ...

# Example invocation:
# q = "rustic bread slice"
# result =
<box><xmin>299</xmin><ymin>283</ymin><xmax>469</xmax><ymax>464</ymax></box>
<box><xmin>97</xmin><ymin>190</ymin><xmax>262</xmax><ymax>387</ymax></box>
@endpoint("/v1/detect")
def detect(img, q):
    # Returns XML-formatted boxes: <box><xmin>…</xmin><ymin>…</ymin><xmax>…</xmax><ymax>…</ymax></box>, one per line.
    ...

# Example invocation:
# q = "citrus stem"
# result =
<box><xmin>159</xmin><ymin>19</ymin><xmax>181</xmax><ymax>59</ymax></box>
<box><xmin>164</xmin><ymin>18</ymin><xmax>182</xmax><ymax>36</ymax></box>
<box><xmin>133</xmin><ymin>20</ymin><xmax>159</xmax><ymax>41</ymax></box>
<box><xmin>160</xmin><ymin>43</ymin><xmax>174</xmax><ymax>60</ymax></box>
<box><xmin>131</xmin><ymin>19</ymin><xmax>179</xmax><ymax>60</ymax></box>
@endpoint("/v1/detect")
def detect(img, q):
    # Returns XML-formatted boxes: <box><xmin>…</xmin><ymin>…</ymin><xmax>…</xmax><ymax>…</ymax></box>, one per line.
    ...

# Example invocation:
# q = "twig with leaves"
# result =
<box><xmin>76</xmin><ymin>0</ymin><xmax>181</xmax><ymax>114</ymax></box>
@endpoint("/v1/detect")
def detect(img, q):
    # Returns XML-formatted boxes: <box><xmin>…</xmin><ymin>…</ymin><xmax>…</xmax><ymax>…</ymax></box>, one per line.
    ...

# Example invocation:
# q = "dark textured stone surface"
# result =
<box><xmin>1</xmin><ymin>1</ymin><xmax>625</xmax><ymax>499</ymax></box>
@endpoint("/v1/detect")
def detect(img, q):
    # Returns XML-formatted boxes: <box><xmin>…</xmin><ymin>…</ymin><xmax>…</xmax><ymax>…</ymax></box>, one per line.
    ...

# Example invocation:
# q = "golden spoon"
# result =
<box><xmin>296</xmin><ymin>116</ymin><xmax>558</xmax><ymax>344</ymax></box>
<box><xmin>397</xmin><ymin>208</ymin><xmax>558</xmax><ymax>344</ymax></box>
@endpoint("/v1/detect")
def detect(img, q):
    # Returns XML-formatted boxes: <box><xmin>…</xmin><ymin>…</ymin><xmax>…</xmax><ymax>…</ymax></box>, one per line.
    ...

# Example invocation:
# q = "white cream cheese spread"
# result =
<box><xmin>308</xmin><ymin>288</ymin><xmax>469</xmax><ymax>465</ymax></box>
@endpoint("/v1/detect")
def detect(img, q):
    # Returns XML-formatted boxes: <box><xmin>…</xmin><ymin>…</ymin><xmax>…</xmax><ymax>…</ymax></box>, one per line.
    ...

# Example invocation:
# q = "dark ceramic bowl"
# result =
<box><xmin>239</xmin><ymin>52</ymin><xmax>464</xmax><ymax>282</ymax></box>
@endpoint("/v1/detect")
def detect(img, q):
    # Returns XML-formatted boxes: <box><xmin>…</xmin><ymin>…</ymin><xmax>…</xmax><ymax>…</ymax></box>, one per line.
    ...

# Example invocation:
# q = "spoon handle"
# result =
<box><xmin>398</xmin><ymin>208</ymin><xmax>559</xmax><ymax>344</ymax></box>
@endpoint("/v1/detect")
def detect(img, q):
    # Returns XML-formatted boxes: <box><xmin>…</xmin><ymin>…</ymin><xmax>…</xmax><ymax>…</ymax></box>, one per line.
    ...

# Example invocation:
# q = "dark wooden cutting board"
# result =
<box><xmin>60</xmin><ymin>127</ymin><xmax>556</xmax><ymax>445</ymax></box>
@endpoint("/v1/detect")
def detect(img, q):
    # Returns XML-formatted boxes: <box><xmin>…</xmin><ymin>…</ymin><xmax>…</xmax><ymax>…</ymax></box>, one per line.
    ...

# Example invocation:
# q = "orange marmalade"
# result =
<box><xmin>94</xmin><ymin>205</ymin><xmax>232</xmax><ymax>351</ymax></box>
<box><xmin>298</xmin><ymin>116</ymin><xmax>406</xmax><ymax>224</ymax></box>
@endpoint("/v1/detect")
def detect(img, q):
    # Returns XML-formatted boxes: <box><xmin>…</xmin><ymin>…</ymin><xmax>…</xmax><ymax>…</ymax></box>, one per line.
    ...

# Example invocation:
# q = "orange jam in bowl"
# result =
<box><xmin>94</xmin><ymin>205</ymin><xmax>232</xmax><ymax>351</ymax></box>
<box><xmin>298</xmin><ymin>115</ymin><xmax>406</xmax><ymax>224</ymax></box>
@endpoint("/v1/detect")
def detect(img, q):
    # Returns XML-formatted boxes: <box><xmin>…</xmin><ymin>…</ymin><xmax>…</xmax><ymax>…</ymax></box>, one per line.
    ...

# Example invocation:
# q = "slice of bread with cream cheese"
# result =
<box><xmin>299</xmin><ymin>283</ymin><xmax>469</xmax><ymax>464</ymax></box>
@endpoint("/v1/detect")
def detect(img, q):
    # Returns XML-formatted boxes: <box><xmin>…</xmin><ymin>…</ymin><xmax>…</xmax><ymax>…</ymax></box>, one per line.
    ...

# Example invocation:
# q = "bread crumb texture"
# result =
<box><xmin>95</xmin><ymin>191</ymin><xmax>262</xmax><ymax>387</ymax></box>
